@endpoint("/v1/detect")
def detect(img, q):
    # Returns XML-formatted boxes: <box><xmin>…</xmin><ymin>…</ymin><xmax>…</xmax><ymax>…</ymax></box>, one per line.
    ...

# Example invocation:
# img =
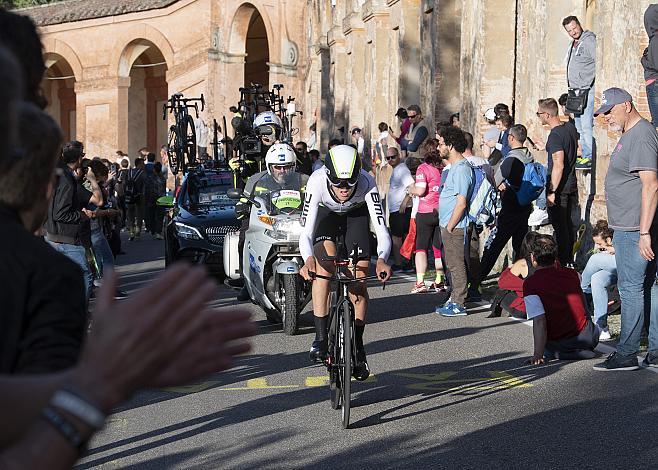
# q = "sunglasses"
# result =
<box><xmin>272</xmin><ymin>164</ymin><xmax>294</xmax><ymax>171</ymax></box>
<box><xmin>385</xmin><ymin>155</ymin><xmax>399</xmax><ymax>160</ymax></box>
<box><xmin>408</xmin><ymin>114</ymin><xmax>418</xmax><ymax>118</ymax></box>
<box><xmin>329</xmin><ymin>179</ymin><xmax>358</xmax><ymax>189</ymax></box>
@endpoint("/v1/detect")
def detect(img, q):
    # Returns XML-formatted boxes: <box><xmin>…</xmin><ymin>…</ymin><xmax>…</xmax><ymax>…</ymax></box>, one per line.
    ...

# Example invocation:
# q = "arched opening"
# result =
<box><xmin>244</xmin><ymin>8</ymin><xmax>269</xmax><ymax>88</ymax></box>
<box><xmin>122</xmin><ymin>39</ymin><xmax>168</xmax><ymax>159</ymax></box>
<box><xmin>43</xmin><ymin>54</ymin><xmax>76</xmax><ymax>141</ymax></box>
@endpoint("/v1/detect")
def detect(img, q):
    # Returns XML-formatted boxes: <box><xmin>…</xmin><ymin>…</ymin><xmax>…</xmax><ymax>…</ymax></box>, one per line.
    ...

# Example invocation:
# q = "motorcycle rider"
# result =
<box><xmin>237</xmin><ymin>143</ymin><xmax>308</xmax><ymax>301</ymax></box>
<box><xmin>299</xmin><ymin>145</ymin><xmax>392</xmax><ymax>381</ymax></box>
<box><xmin>232</xmin><ymin>111</ymin><xmax>285</xmax><ymax>300</ymax></box>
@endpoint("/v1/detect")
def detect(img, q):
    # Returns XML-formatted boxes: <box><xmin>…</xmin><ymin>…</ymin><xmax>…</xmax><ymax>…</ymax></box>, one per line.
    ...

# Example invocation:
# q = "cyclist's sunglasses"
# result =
<box><xmin>329</xmin><ymin>178</ymin><xmax>358</xmax><ymax>189</ymax></box>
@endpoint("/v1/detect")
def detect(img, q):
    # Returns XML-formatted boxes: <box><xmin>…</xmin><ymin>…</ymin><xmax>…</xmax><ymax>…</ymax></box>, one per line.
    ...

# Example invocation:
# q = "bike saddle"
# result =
<box><xmin>173</xmin><ymin>92</ymin><xmax>183</xmax><ymax>98</ymax></box>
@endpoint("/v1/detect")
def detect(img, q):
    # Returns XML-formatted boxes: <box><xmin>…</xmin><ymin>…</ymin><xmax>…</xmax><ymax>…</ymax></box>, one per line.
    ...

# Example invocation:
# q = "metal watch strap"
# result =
<box><xmin>51</xmin><ymin>390</ymin><xmax>106</xmax><ymax>429</ymax></box>
<box><xmin>41</xmin><ymin>406</ymin><xmax>87</xmax><ymax>453</ymax></box>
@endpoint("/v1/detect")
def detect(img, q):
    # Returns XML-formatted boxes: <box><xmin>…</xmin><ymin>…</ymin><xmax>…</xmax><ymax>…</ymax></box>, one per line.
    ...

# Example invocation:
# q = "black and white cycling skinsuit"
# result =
<box><xmin>299</xmin><ymin>169</ymin><xmax>391</xmax><ymax>262</ymax></box>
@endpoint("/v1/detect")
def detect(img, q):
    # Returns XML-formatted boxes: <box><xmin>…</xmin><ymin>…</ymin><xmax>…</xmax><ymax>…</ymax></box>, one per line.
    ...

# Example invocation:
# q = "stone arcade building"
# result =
<box><xmin>25</xmin><ymin>0</ymin><xmax>655</xmax><ymax>222</ymax></box>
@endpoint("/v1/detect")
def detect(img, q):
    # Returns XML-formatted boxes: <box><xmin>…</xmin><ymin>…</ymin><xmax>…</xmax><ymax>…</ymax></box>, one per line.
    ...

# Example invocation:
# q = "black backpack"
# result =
<box><xmin>124</xmin><ymin>169</ymin><xmax>144</xmax><ymax>204</ymax></box>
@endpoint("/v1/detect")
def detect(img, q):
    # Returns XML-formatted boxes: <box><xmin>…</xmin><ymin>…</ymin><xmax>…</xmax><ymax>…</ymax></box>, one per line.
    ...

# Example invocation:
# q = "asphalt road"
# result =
<box><xmin>77</xmin><ymin>236</ymin><xmax>658</xmax><ymax>470</ymax></box>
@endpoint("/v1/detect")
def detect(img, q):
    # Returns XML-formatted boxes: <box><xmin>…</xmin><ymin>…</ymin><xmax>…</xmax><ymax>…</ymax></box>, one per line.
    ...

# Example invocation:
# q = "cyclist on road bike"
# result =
<box><xmin>299</xmin><ymin>145</ymin><xmax>392</xmax><ymax>381</ymax></box>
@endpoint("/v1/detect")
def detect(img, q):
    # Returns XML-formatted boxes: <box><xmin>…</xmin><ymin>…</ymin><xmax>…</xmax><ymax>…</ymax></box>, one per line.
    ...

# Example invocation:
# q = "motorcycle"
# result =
<box><xmin>224</xmin><ymin>185</ymin><xmax>311</xmax><ymax>335</ymax></box>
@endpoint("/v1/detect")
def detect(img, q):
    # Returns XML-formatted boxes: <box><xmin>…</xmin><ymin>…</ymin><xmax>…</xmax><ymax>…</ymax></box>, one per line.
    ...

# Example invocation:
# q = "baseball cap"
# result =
<box><xmin>483</xmin><ymin>108</ymin><xmax>497</xmax><ymax>120</ymax></box>
<box><xmin>395</xmin><ymin>107</ymin><xmax>407</xmax><ymax>118</ymax></box>
<box><xmin>594</xmin><ymin>87</ymin><xmax>633</xmax><ymax>116</ymax></box>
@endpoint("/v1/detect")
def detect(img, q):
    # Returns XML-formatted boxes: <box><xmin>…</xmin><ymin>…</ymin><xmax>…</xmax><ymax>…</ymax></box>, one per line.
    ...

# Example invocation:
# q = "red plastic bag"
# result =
<box><xmin>400</xmin><ymin>218</ymin><xmax>417</xmax><ymax>260</ymax></box>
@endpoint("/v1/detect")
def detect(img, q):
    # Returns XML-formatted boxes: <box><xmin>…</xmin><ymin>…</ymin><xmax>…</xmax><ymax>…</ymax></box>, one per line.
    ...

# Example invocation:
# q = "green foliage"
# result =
<box><xmin>1</xmin><ymin>0</ymin><xmax>63</xmax><ymax>9</ymax></box>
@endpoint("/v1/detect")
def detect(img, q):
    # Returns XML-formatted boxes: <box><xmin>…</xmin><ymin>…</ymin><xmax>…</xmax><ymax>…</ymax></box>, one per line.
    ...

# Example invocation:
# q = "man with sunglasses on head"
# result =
<box><xmin>399</xmin><ymin>105</ymin><xmax>429</xmax><ymax>159</ymax></box>
<box><xmin>299</xmin><ymin>145</ymin><xmax>392</xmax><ymax>380</ymax></box>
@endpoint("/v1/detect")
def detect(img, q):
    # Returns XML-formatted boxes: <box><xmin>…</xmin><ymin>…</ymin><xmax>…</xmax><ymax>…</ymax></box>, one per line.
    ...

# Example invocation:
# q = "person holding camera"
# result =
<box><xmin>45</xmin><ymin>141</ymin><xmax>103</xmax><ymax>303</ymax></box>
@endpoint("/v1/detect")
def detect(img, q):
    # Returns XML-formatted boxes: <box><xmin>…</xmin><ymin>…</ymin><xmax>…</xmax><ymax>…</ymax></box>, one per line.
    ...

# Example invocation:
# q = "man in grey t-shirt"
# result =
<box><xmin>594</xmin><ymin>88</ymin><xmax>658</xmax><ymax>371</ymax></box>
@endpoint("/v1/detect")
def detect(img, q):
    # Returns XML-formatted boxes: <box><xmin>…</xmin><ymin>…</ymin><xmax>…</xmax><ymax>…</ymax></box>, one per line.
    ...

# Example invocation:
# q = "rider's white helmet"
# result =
<box><xmin>266</xmin><ymin>143</ymin><xmax>296</xmax><ymax>177</ymax></box>
<box><xmin>253</xmin><ymin>111</ymin><xmax>283</xmax><ymax>129</ymax></box>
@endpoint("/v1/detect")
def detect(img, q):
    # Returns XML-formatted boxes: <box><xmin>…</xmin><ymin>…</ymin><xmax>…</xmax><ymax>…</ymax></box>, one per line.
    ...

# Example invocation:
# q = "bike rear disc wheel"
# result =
<box><xmin>167</xmin><ymin>127</ymin><xmax>180</xmax><ymax>174</ymax></box>
<box><xmin>184</xmin><ymin>114</ymin><xmax>197</xmax><ymax>169</ymax></box>
<box><xmin>341</xmin><ymin>302</ymin><xmax>352</xmax><ymax>429</ymax></box>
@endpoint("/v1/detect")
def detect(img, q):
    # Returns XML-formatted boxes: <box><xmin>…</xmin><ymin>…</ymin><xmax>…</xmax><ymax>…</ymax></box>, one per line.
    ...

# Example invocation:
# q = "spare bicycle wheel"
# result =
<box><xmin>167</xmin><ymin>127</ymin><xmax>180</xmax><ymax>175</ymax></box>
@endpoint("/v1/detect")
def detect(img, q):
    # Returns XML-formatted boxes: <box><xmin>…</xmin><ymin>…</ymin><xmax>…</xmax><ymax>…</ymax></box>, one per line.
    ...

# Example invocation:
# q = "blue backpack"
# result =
<box><xmin>509</xmin><ymin>162</ymin><xmax>546</xmax><ymax>206</ymax></box>
<box><xmin>466</xmin><ymin>162</ymin><xmax>498</xmax><ymax>227</ymax></box>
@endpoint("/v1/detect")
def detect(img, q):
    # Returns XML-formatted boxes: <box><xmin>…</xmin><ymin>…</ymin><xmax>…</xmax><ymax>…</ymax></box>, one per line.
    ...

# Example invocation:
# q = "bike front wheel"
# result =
<box><xmin>340</xmin><ymin>301</ymin><xmax>352</xmax><ymax>429</ymax></box>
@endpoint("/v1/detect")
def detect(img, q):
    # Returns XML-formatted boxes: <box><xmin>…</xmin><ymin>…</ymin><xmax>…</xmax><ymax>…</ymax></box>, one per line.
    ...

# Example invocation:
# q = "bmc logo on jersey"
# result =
<box><xmin>300</xmin><ymin>192</ymin><xmax>312</xmax><ymax>226</ymax></box>
<box><xmin>370</xmin><ymin>193</ymin><xmax>386</xmax><ymax>226</ymax></box>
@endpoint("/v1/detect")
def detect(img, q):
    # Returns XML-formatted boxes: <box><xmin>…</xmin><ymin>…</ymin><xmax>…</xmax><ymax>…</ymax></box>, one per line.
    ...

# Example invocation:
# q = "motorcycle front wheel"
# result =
<box><xmin>282</xmin><ymin>274</ymin><xmax>299</xmax><ymax>335</ymax></box>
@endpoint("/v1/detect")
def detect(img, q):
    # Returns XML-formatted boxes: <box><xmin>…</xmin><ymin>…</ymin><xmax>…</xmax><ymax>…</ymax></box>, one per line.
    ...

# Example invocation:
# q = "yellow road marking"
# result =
<box><xmin>159</xmin><ymin>372</ymin><xmax>530</xmax><ymax>394</ymax></box>
<box><xmin>306</xmin><ymin>376</ymin><xmax>329</xmax><ymax>387</ymax></box>
<box><xmin>402</xmin><ymin>371</ymin><xmax>532</xmax><ymax>392</ymax></box>
<box><xmin>220</xmin><ymin>378</ymin><xmax>299</xmax><ymax>391</ymax></box>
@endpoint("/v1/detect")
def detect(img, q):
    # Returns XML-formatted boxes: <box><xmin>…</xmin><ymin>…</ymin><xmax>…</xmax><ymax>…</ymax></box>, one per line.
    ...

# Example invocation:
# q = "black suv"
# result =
<box><xmin>163</xmin><ymin>168</ymin><xmax>239</xmax><ymax>277</ymax></box>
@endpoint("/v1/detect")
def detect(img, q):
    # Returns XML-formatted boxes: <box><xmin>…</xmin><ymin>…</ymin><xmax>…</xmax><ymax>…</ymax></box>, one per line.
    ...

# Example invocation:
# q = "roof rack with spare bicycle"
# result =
<box><xmin>162</xmin><ymin>92</ymin><xmax>205</xmax><ymax>175</ymax></box>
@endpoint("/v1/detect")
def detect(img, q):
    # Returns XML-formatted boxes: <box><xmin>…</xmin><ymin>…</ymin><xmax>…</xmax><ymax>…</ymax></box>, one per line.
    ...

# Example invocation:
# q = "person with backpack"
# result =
<box><xmin>124</xmin><ymin>158</ymin><xmax>146</xmax><ymax>241</ymax></box>
<box><xmin>435</xmin><ymin>127</ymin><xmax>474</xmax><ymax>317</ymax></box>
<box><xmin>473</xmin><ymin>124</ymin><xmax>546</xmax><ymax>294</ymax></box>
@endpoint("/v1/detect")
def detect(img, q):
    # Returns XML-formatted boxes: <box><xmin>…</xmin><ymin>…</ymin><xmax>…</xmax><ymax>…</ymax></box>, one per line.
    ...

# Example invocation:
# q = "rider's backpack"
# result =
<box><xmin>124</xmin><ymin>168</ymin><xmax>144</xmax><ymax>205</ymax></box>
<box><xmin>466</xmin><ymin>162</ymin><xmax>498</xmax><ymax>227</ymax></box>
<box><xmin>508</xmin><ymin>161</ymin><xmax>546</xmax><ymax>206</ymax></box>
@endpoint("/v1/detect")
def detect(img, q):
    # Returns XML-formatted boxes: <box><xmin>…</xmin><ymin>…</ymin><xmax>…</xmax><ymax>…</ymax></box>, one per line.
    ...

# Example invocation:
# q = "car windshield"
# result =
<box><xmin>184</xmin><ymin>173</ymin><xmax>234</xmax><ymax>208</ymax></box>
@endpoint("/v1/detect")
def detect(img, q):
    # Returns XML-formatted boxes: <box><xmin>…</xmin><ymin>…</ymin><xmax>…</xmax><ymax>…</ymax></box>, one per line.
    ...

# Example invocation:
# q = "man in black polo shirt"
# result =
<box><xmin>536</xmin><ymin>97</ymin><xmax>579</xmax><ymax>266</ymax></box>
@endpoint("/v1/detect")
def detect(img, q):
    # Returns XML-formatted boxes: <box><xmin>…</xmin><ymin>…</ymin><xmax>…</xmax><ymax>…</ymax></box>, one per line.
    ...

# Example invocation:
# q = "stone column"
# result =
<box><xmin>74</xmin><ymin>76</ymin><xmax>130</xmax><ymax>158</ymax></box>
<box><xmin>328</xmin><ymin>26</ymin><xmax>348</xmax><ymax>143</ymax></box>
<box><xmin>388</xmin><ymin>0</ymin><xmax>422</xmax><ymax>110</ymax></box>
<box><xmin>343</xmin><ymin>11</ymin><xmax>367</xmax><ymax>147</ymax></box>
<box><xmin>592</xmin><ymin>0</ymin><xmax>650</xmax><ymax>223</ymax></box>
<box><xmin>314</xmin><ymin>42</ymin><xmax>332</xmax><ymax>151</ymax></box>
<box><xmin>363</xmin><ymin>0</ymin><xmax>392</xmax><ymax>153</ymax></box>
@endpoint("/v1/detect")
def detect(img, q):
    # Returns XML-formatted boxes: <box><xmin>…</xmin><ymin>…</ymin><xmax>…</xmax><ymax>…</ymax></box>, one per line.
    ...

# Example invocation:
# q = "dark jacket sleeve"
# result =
<box><xmin>53</xmin><ymin>179</ymin><xmax>84</xmax><ymax>224</ymax></box>
<box><xmin>14</xmin><ymin>259</ymin><xmax>86</xmax><ymax>373</ymax></box>
<box><xmin>407</xmin><ymin>126</ymin><xmax>428</xmax><ymax>152</ymax></box>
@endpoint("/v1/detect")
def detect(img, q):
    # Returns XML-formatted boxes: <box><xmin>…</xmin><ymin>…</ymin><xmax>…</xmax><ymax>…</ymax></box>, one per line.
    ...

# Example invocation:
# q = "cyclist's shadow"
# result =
<box><xmin>347</xmin><ymin>354</ymin><xmax>567</xmax><ymax>429</ymax></box>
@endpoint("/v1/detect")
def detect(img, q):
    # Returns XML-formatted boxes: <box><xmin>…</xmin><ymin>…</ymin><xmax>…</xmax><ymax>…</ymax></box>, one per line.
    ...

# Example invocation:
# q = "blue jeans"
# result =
<box><xmin>47</xmin><ymin>240</ymin><xmax>92</xmax><ymax>302</ymax></box>
<box><xmin>91</xmin><ymin>228</ymin><xmax>114</xmax><ymax>277</ymax></box>
<box><xmin>613</xmin><ymin>230</ymin><xmax>658</xmax><ymax>358</ymax></box>
<box><xmin>647</xmin><ymin>81</ymin><xmax>658</xmax><ymax>128</ymax></box>
<box><xmin>574</xmin><ymin>87</ymin><xmax>594</xmax><ymax>161</ymax></box>
<box><xmin>580</xmin><ymin>252</ymin><xmax>617</xmax><ymax>328</ymax></box>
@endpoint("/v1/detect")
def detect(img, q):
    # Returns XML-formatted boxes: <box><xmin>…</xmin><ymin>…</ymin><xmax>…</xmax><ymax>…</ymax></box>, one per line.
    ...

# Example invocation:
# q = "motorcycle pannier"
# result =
<box><xmin>223</xmin><ymin>231</ymin><xmax>241</xmax><ymax>280</ymax></box>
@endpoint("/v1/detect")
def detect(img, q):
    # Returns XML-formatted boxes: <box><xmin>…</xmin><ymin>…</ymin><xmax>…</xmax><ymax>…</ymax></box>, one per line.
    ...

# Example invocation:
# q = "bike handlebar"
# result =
<box><xmin>308</xmin><ymin>272</ymin><xmax>388</xmax><ymax>283</ymax></box>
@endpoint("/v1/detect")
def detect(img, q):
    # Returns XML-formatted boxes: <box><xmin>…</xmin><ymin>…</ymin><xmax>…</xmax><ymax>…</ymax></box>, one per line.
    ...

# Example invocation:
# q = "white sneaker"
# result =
<box><xmin>528</xmin><ymin>207</ymin><xmax>549</xmax><ymax>227</ymax></box>
<box><xmin>599</xmin><ymin>327</ymin><xmax>612</xmax><ymax>341</ymax></box>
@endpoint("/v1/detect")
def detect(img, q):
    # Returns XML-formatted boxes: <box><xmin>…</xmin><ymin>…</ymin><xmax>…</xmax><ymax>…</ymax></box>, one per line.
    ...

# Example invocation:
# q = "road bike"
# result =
<box><xmin>163</xmin><ymin>92</ymin><xmax>205</xmax><ymax>175</ymax></box>
<box><xmin>310</xmin><ymin>243</ymin><xmax>386</xmax><ymax>429</ymax></box>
